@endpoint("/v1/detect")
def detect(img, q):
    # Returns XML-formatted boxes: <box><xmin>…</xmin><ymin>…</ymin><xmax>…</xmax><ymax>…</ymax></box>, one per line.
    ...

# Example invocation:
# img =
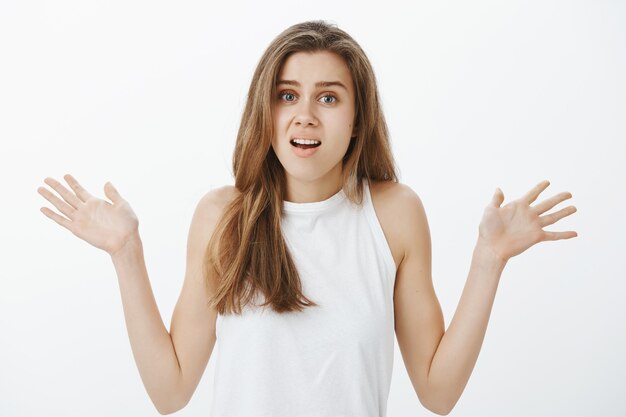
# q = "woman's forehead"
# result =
<box><xmin>278</xmin><ymin>51</ymin><xmax>352</xmax><ymax>88</ymax></box>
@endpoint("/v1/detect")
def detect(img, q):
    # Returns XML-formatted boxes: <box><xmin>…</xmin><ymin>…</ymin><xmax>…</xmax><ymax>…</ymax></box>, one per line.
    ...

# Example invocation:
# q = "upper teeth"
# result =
<box><xmin>292</xmin><ymin>138</ymin><xmax>320</xmax><ymax>145</ymax></box>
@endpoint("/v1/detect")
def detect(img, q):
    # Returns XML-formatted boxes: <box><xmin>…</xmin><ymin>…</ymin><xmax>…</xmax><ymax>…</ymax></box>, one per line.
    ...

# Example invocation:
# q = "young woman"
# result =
<box><xmin>37</xmin><ymin>20</ymin><xmax>578</xmax><ymax>416</ymax></box>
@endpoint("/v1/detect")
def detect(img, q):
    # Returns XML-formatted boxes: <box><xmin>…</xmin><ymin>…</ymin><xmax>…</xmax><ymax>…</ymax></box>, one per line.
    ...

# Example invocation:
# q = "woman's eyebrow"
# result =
<box><xmin>276</xmin><ymin>79</ymin><xmax>348</xmax><ymax>91</ymax></box>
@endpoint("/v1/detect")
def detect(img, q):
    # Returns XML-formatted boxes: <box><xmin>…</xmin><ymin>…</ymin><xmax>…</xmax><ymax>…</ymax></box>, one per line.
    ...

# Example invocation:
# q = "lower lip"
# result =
<box><xmin>291</xmin><ymin>144</ymin><xmax>320</xmax><ymax>158</ymax></box>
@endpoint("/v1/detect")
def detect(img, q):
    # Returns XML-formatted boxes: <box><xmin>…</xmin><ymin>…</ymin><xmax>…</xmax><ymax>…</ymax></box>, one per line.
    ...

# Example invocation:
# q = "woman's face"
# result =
<box><xmin>271</xmin><ymin>50</ymin><xmax>357</xmax><ymax>185</ymax></box>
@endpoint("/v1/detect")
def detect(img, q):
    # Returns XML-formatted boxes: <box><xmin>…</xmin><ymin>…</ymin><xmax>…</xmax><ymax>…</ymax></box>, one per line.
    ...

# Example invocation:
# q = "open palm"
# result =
<box><xmin>38</xmin><ymin>174</ymin><xmax>139</xmax><ymax>256</ymax></box>
<box><xmin>478</xmin><ymin>180</ymin><xmax>578</xmax><ymax>262</ymax></box>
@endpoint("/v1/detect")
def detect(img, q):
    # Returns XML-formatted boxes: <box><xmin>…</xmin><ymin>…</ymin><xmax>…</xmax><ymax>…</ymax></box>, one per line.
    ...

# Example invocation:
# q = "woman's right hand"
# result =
<box><xmin>38</xmin><ymin>174</ymin><xmax>140</xmax><ymax>257</ymax></box>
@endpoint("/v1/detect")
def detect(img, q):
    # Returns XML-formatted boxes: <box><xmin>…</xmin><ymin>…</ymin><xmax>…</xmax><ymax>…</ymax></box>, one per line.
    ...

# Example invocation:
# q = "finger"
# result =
<box><xmin>538</xmin><ymin>205</ymin><xmax>577</xmax><ymax>227</ymax></box>
<box><xmin>104</xmin><ymin>182</ymin><xmax>123</xmax><ymax>204</ymax></box>
<box><xmin>542</xmin><ymin>230</ymin><xmax>578</xmax><ymax>241</ymax></box>
<box><xmin>40</xmin><ymin>206</ymin><xmax>73</xmax><ymax>231</ymax></box>
<box><xmin>37</xmin><ymin>186</ymin><xmax>77</xmax><ymax>220</ymax></box>
<box><xmin>522</xmin><ymin>180</ymin><xmax>550</xmax><ymax>205</ymax></box>
<box><xmin>43</xmin><ymin>177</ymin><xmax>83</xmax><ymax>208</ymax></box>
<box><xmin>490</xmin><ymin>187</ymin><xmax>504</xmax><ymax>208</ymax></box>
<box><xmin>63</xmin><ymin>174</ymin><xmax>94</xmax><ymax>203</ymax></box>
<box><xmin>532</xmin><ymin>191</ymin><xmax>573</xmax><ymax>215</ymax></box>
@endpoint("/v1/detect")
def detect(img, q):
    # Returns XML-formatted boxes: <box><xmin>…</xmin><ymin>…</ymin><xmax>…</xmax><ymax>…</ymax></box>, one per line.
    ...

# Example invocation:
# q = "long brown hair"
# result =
<box><xmin>203</xmin><ymin>20</ymin><xmax>399</xmax><ymax>315</ymax></box>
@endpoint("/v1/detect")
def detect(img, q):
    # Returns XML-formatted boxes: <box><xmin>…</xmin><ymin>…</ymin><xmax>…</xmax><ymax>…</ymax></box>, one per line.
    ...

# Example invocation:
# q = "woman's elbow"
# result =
<box><xmin>418</xmin><ymin>391</ymin><xmax>455</xmax><ymax>416</ymax></box>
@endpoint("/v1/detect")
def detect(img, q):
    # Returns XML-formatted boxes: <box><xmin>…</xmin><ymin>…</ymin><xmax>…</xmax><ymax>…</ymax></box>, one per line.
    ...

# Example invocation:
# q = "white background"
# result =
<box><xmin>1</xmin><ymin>1</ymin><xmax>624</xmax><ymax>416</ymax></box>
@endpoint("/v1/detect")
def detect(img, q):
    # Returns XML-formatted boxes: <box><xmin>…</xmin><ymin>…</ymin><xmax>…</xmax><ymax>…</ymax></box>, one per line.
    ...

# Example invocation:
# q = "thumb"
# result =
<box><xmin>491</xmin><ymin>187</ymin><xmax>504</xmax><ymax>208</ymax></box>
<box><xmin>104</xmin><ymin>181</ymin><xmax>123</xmax><ymax>204</ymax></box>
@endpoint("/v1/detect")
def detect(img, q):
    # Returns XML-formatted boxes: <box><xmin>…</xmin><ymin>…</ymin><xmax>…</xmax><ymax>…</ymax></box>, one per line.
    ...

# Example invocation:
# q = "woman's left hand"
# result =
<box><xmin>477</xmin><ymin>180</ymin><xmax>578</xmax><ymax>263</ymax></box>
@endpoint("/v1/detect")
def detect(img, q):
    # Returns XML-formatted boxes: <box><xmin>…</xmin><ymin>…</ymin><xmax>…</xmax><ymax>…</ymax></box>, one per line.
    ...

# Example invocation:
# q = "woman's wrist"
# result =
<box><xmin>110</xmin><ymin>231</ymin><xmax>143</xmax><ymax>262</ymax></box>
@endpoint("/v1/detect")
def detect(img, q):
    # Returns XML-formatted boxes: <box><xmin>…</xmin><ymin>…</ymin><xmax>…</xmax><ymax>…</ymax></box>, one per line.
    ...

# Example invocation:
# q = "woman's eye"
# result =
<box><xmin>278</xmin><ymin>91</ymin><xmax>337</xmax><ymax>104</ymax></box>
<box><xmin>321</xmin><ymin>94</ymin><xmax>337</xmax><ymax>104</ymax></box>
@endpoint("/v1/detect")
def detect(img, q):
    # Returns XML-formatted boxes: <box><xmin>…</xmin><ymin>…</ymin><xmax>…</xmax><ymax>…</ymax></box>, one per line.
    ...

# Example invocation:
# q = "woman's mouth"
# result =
<box><xmin>290</xmin><ymin>139</ymin><xmax>321</xmax><ymax>158</ymax></box>
<box><xmin>290</xmin><ymin>139</ymin><xmax>321</xmax><ymax>149</ymax></box>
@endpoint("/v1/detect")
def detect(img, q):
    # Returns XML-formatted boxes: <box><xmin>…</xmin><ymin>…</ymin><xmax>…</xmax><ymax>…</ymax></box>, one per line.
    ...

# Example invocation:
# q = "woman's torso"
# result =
<box><xmin>217</xmin><ymin>179</ymin><xmax>404</xmax><ymax>273</ymax></box>
<box><xmin>207</xmin><ymin>178</ymin><xmax>405</xmax><ymax>416</ymax></box>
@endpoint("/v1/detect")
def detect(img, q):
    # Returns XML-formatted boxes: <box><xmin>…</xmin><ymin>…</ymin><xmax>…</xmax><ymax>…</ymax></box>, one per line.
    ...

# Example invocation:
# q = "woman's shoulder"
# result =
<box><xmin>201</xmin><ymin>184</ymin><xmax>241</xmax><ymax>206</ymax></box>
<box><xmin>192</xmin><ymin>185</ymin><xmax>241</xmax><ymax>226</ymax></box>
<box><xmin>368</xmin><ymin>180</ymin><xmax>427</xmax><ymax>269</ymax></box>
<box><xmin>369</xmin><ymin>179</ymin><xmax>420</xmax><ymax>205</ymax></box>
<box><xmin>368</xmin><ymin>180</ymin><xmax>424</xmax><ymax>229</ymax></box>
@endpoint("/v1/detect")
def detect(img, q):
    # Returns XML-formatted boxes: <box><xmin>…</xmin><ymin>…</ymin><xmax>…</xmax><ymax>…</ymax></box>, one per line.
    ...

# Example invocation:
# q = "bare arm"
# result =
<box><xmin>394</xmin><ymin>181</ymin><xmax>576</xmax><ymax>415</ymax></box>
<box><xmin>425</xmin><ymin>240</ymin><xmax>506</xmax><ymax>413</ymax></box>
<box><xmin>38</xmin><ymin>175</ymin><xmax>229</xmax><ymax>414</ymax></box>
<box><xmin>429</xmin><ymin>181</ymin><xmax>577</xmax><ymax>412</ymax></box>
<box><xmin>110</xmin><ymin>233</ymin><xmax>184</xmax><ymax>414</ymax></box>
<box><xmin>111</xmin><ymin>187</ymin><xmax>229</xmax><ymax>414</ymax></box>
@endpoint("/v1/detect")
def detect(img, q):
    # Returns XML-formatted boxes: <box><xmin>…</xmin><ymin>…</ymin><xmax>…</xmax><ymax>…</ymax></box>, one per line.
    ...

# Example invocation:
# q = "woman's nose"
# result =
<box><xmin>293</xmin><ymin>100</ymin><xmax>318</xmax><ymax>126</ymax></box>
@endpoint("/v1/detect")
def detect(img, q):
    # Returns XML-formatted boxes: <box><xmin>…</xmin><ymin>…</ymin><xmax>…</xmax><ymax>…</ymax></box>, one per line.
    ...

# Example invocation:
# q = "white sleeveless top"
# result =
<box><xmin>210</xmin><ymin>178</ymin><xmax>397</xmax><ymax>417</ymax></box>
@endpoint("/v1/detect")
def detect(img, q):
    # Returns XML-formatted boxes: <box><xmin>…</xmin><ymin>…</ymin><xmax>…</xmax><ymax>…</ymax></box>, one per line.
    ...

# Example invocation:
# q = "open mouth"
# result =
<box><xmin>290</xmin><ymin>139</ymin><xmax>321</xmax><ymax>149</ymax></box>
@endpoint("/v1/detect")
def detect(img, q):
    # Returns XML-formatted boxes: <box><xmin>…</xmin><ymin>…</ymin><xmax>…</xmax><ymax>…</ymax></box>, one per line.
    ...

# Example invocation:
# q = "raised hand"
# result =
<box><xmin>37</xmin><ymin>174</ymin><xmax>140</xmax><ymax>256</ymax></box>
<box><xmin>478</xmin><ymin>180</ymin><xmax>578</xmax><ymax>263</ymax></box>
